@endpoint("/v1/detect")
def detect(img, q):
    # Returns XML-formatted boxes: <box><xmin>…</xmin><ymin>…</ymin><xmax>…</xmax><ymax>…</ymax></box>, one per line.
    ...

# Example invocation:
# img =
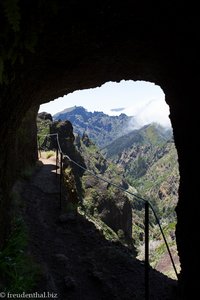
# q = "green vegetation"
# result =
<box><xmin>75</xmin><ymin>137</ymin><xmax>133</xmax><ymax>244</ymax></box>
<box><xmin>0</xmin><ymin>182</ymin><xmax>41</xmax><ymax>292</ymax></box>
<box><xmin>37</xmin><ymin>118</ymin><xmax>51</xmax><ymax>146</ymax></box>
<box><xmin>0</xmin><ymin>187</ymin><xmax>41</xmax><ymax>292</ymax></box>
<box><xmin>62</xmin><ymin>166</ymin><xmax>80</xmax><ymax>213</ymax></box>
<box><xmin>0</xmin><ymin>218</ymin><xmax>40</xmax><ymax>293</ymax></box>
<box><xmin>141</xmin><ymin>123</ymin><xmax>169</xmax><ymax>145</ymax></box>
<box><xmin>36</xmin><ymin>113</ymin><xmax>180</xmax><ymax>278</ymax></box>
<box><xmin>78</xmin><ymin>205</ymin><xmax>119</xmax><ymax>242</ymax></box>
<box><xmin>132</xmin><ymin>142</ymin><xmax>179</xmax><ymax>220</ymax></box>
<box><xmin>80</xmin><ymin>140</ymin><xmax>126</xmax><ymax>212</ymax></box>
<box><xmin>45</xmin><ymin>150</ymin><xmax>55</xmax><ymax>159</ymax></box>
<box><xmin>102</xmin><ymin>123</ymin><xmax>179</xmax><ymax>277</ymax></box>
<box><xmin>103</xmin><ymin>123</ymin><xmax>171</xmax><ymax>159</ymax></box>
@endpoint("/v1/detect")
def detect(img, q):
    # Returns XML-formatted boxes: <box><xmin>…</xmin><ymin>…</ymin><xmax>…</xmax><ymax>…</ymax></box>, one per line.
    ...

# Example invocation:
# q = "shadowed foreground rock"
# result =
<box><xmin>21</xmin><ymin>158</ymin><xmax>177</xmax><ymax>300</ymax></box>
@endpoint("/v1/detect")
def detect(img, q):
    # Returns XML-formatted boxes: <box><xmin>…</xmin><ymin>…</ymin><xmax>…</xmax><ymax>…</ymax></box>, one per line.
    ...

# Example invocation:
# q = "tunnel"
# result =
<box><xmin>0</xmin><ymin>1</ymin><xmax>199</xmax><ymax>299</ymax></box>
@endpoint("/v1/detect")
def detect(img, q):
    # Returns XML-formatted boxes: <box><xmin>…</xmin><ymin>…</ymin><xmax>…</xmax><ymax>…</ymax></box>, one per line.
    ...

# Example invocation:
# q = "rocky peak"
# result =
<box><xmin>50</xmin><ymin>120</ymin><xmax>75</xmax><ymax>154</ymax></box>
<box><xmin>53</xmin><ymin>106</ymin><xmax>132</xmax><ymax>147</ymax></box>
<box><xmin>38</xmin><ymin>111</ymin><xmax>53</xmax><ymax>122</ymax></box>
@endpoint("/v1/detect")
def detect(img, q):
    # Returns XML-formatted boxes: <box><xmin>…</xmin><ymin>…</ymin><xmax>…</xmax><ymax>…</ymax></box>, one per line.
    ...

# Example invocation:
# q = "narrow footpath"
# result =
<box><xmin>21</xmin><ymin>157</ymin><xmax>177</xmax><ymax>300</ymax></box>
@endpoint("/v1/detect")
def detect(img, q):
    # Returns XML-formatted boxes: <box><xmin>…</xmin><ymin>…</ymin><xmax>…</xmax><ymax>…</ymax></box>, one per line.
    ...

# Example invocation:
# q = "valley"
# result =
<box><xmin>37</xmin><ymin>107</ymin><xmax>180</xmax><ymax>279</ymax></box>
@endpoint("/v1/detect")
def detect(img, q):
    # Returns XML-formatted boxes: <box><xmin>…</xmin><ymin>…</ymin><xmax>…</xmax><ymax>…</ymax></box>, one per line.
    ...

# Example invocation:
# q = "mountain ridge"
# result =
<box><xmin>37</xmin><ymin>110</ymin><xmax>180</xmax><ymax>278</ymax></box>
<box><xmin>102</xmin><ymin>123</ymin><xmax>173</xmax><ymax>158</ymax></box>
<box><xmin>53</xmin><ymin>106</ymin><xmax>133</xmax><ymax>147</ymax></box>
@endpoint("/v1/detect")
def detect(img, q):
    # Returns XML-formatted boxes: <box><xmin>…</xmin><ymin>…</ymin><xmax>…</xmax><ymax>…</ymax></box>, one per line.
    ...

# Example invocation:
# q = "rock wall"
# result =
<box><xmin>97</xmin><ymin>193</ymin><xmax>132</xmax><ymax>240</ymax></box>
<box><xmin>0</xmin><ymin>105</ymin><xmax>38</xmax><ymax>245</ymax></box>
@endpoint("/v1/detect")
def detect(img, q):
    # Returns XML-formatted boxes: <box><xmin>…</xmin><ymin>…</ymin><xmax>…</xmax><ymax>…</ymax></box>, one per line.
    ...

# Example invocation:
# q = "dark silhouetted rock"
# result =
<box><xmin>38</xmin><ymin>112</ymin><xmax>53</xmax><ymax>122</ymax></box>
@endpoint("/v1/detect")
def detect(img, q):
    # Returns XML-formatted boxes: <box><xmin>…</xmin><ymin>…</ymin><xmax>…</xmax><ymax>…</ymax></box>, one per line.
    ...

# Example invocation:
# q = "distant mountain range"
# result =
<box><xmin>53</xmin><ymin>104</ymin><xmax>178</xmax><ymax>221</ymax></box>
<box><xmin>37</xmin><ymin>109</ymin><xmax>180</xmax><ymax>278</ymax></box>
<box><xmin>53</xmin><ymin>106</ymin><xmax>134</xmax><ymax>147</ymax></box>
<box><xmin>102</xmin><ymin>123</ymin><xmax>172</xmax><ymax>157</ymax></box>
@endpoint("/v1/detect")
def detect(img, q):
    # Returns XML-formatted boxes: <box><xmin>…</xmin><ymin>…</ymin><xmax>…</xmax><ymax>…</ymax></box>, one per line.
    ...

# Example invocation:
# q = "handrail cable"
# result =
<box><xmin>148</xmin><ymin>202</ymin><xmax>179</xmax><ymax>279</ymax></box>
<box><xmin>37</xmin><ymin>133</ymin><xmax>179</xmax><ymax>280</ymax></box>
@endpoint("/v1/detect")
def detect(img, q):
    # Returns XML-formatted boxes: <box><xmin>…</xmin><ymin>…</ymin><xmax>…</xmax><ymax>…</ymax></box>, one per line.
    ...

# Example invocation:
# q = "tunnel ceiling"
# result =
<box><xmin>1</xmin><ymin>0</ymin><xmax>197</xmax><ymax>111</ymax></box>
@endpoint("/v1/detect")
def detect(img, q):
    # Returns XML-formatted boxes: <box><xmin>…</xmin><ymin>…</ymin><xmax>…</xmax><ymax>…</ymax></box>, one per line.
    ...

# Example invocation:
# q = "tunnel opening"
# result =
<box><xmin>37</xmin><ymin>79</ymin><xmax>180</xmax><ymax>279</ymax></box>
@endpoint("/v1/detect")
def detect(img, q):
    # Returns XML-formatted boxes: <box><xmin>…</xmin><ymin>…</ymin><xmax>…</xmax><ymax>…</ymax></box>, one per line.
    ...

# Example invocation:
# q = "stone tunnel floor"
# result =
<box><xmin>19</xmin><ymin>157</ymin><xmax>178</xmax><ymax>300</ymax></box>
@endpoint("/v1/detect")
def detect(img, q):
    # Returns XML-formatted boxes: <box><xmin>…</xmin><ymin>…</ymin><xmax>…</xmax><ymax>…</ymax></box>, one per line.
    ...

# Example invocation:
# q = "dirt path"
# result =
<box><xmin>21</xmin><ymin>158</ymin><xmax>178</xmax><ymax>300</ymax></box>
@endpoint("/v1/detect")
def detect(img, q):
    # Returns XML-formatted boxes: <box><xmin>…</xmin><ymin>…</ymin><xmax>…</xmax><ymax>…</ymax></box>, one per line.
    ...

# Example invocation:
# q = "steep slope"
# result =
<box><xmin>37</xmin><ymin>115</ymin><xmax>180</xmax><ymax>279</ymax></box>
<box><xmin>103</xmin><ymin>123</ymin><xmax>171</xmax><ymax>159</ymax></box>
<box><xmin>130</xmin><ymin>140</ymin><xmax>180</xmax><ymax>278</ymax></box>
<box><xmin>75</xmin><ymin>134</ymin><xmax>133</xmax><ymax>244</ymax></box>
<box><xmin>133</xmin><ymin>141</ymin><xmax>179</xmax><ymax>218</ymax></box>
<box><xmin>53</xmin><ymin>106</ymin><xmax>132</xmax><ymax>147</ymax></box>
<box><xmin>37</xmin><ymin>112</ymin><xmax>52</xmax><ymax>148</ymax></box>
<box><xmin>103</xmin><ymin>123</ymin><xmax>180</xmax><ymax>278</ymax></box>
<box><xmin>103</xmin><ymin>123</ymin><xmax>179</xmax><ymax>217</ymax></box>
<box><xmin>103</xmin><ymin>124</ymin><xmax>173</xmax><ymax>181</ymax></box>
<box><xmin>20</xmin><ymin>156</ymin><xmax>177</xmax><ymax>300</ymax></box>
<box><xmin>37</xmin><ymin>114</ymin><xmax>133</xmax><ymax>245</ymax></box>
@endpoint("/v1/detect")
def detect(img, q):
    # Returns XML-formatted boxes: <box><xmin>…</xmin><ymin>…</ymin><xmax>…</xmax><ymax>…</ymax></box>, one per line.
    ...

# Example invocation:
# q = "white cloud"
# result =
<box><xmin>125</xmin><ymin>98</ymin><xmax>171</xmax><ymax>129</ymax></box>
<box><xmin>39</xmin><ymin>80</ymin><xmax>171</xmax><ymax>128</ymax></box>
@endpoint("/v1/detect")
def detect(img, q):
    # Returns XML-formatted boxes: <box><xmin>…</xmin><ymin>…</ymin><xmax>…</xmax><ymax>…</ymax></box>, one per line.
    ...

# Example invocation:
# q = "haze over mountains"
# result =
<box><xmin>38</xmin><ymin>106</ymin><xmax>179</xmax><ymax>278</ymax></box>
<box><xmin>53</xmin><ymin>106</ymin><xmax>171</xmax><ymax>148</ymax></box>
<box><xmin>52</xmin><ymin>105</ymin><xmax>178</xmax><ymax>225</ymax></box>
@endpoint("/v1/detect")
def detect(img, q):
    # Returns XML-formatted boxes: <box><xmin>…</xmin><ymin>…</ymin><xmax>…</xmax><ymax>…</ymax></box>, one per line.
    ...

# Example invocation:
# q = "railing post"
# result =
<box><xmin>60</xmin><ymin>152</ymin><xmax>63</xmax><ymax>210</ymax></box>
<box><xmin>56</xmin><ymin>147</ymin><xmax>58</xmax><ymax>175</ymax></box>
<box><xmin>37</xmin><ymin>136</ymin><xmax>41</xmax><ymax>158</ymax></box>
<box><xmin>145</xmin><ymin>200</ymin><xmax>149</xmax><ymax>300</ymax></box>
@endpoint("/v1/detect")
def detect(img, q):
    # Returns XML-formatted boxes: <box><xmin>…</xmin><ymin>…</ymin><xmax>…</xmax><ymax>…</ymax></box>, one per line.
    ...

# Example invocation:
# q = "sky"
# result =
<box><xmin>39</xmin><ymin>80</ymin><xmax>171</xmax><ymax>128</ymax></box>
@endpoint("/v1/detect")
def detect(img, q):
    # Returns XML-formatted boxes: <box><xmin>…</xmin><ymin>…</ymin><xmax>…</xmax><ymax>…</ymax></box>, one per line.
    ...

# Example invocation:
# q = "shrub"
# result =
<box><xmin>46</xmin><ymin>151</ymin><xmax>55</xmax><ymax>159</ymax></box>
<box><xmin>0</xmin><ymin>218</ymin><xmax>41</xmax><ymax>293</ymax></box>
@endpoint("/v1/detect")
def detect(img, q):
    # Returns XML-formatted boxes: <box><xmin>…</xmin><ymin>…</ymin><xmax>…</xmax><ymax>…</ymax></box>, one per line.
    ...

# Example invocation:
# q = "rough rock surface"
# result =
<box><xmin>38</xmin><ymin>112</ymin><xmax>53</xmax><ymax>122</ymax></box>
<box><xmin>94</xmin><ymin>192</ymin><xmax>132</xmax><ymax>240</ymax></box>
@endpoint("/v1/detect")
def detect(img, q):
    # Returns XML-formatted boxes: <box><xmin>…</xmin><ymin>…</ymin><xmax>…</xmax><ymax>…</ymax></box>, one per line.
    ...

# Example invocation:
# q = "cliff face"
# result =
<box><xmin>77</xmin><ymin>135</ymin><xmax>132</xmax><ymax>241</ymax></box>
<box><xmin>104</xmin><ymin>124</ymin><xmax>179</xmax><ymax>220</ymax></box>
<box><xmin>38</xmin><ymin>116</ymin><xmax>133</xmax><ymax>241</ymax></box>
<box><xmin>97</xmin><ymin>194</ymin><xmax>132</xmax><ymax>240</ymax></box>
<box><xmin>50</xmin><ymin>120</ymin><xmax>75</xmax><ymax>152</ymax></box>
<box><xmin>0</xmin><ymin>1</ymin><xmax>199</xmax><ymax>297</ymax></box>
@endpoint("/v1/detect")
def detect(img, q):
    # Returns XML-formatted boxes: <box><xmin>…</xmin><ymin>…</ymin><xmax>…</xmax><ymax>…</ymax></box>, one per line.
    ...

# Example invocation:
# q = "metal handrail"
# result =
<box><xmin>37</xmin><ymin>133</ymin><xmax>179</xmax><ymax>299</ymax></box>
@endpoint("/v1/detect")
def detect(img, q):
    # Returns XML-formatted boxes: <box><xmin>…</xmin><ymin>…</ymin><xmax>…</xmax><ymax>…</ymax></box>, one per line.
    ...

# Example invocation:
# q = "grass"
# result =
<box><xmin>0</xmin><ymin>184</ymin><xmax>41</xmax><ymax>293</ymax></box>
<box><xmin>45</xmin><ymin>150</ymin><xmax>55</xmax><ymax>159</ymax></box>
<box><xmin>78</xmin><ymin>205</ymin><xmax>119</xmax><ymax>242</ymax></box>
<box><xmin>0</xmin><ymin>218</ymin><xmax>41</xmax><ymax>293</ymax></box>
<box><xmin>39</xmin><ymin>151</ymin><xmax>56</xmax><ymax>159</ymax></box>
